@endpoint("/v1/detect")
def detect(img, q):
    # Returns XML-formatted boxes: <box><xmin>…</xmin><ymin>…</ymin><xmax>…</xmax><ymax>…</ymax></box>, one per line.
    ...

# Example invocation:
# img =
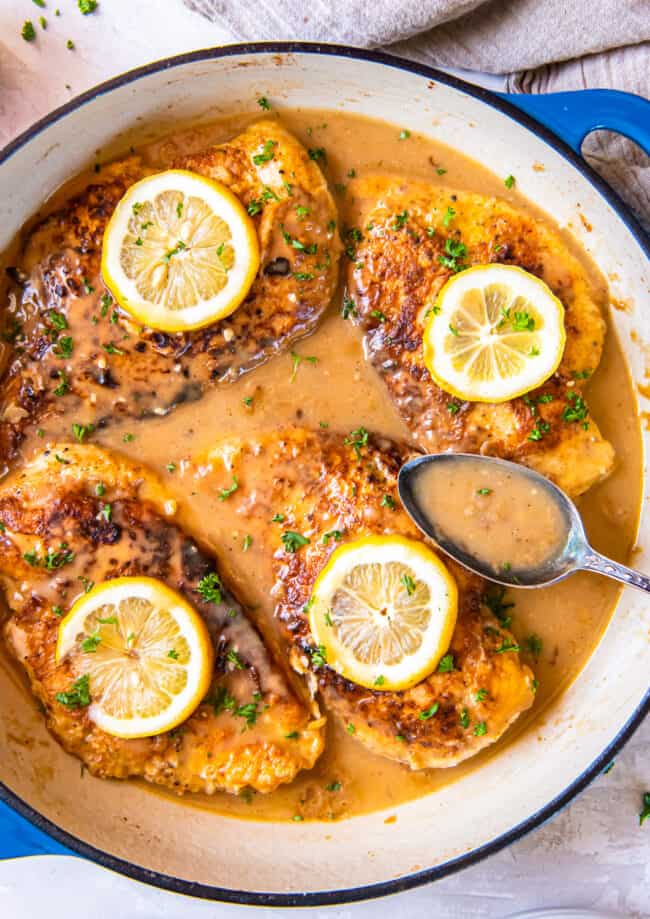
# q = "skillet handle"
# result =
<box><xmin>499</xmin><ymin>89</ymin><xmax>650</xmax><ymax>156</ymax></box>
<box><xmin>0</xmin><ymin>799</ymin><xmax>72</xmax><ymax>859</ymax></box>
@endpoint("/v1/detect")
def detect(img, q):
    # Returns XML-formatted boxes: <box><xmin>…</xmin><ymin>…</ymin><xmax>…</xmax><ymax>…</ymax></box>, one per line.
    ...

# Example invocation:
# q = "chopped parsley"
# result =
<box><xmin>55</xmin><ymin>674</ymin><xmax>90</xmax><ymax>709</ymax></box>
<box><xmin>528</xmin><ymin>419</ymin><xmax>550</xmax><ymax>441</ymax></box>
<box><xmin>344</xmin><ymin>426</ymin><xmax>369</xmax><ymax>457</ymax></box>
<box><xmin>252</xmin><ymin>139</ymin><xmax>276</xmax><ymax>165</ymax></box>
<box><xmin>257</xmin><ymin>96</ymin><xmax>271</xmax><ymax>110</ymax></box>
<box><xmin>53</xmin><ymin>336</ymin><xmax>74</xmax><ymax>359</ymax></box>
<box><xmin>166</xmin><ymin>462</ymin><xmax>176</xmax><ymax>473</ymax></box>
<box><xmin>475</xmin><ymin>688</ymin><xmax>488</xmax><ymax>702</ymax></box>
<box><xmin>495</xmin><ymin>639</ymin><xmax>521</xmax><ymax>654</ymax></box>
<box><xmin>437</xmin><ymin>653</ymin><xmax>455</xmax><ymax>673</ymax></box>
<box><xmin>24</xmin><ymin>543</ymin><xmax>74</xmax><ymax>570</ymax></box>
<box><xmin>82</xmin><ymin>277</ymin><xmax>94</xmax><ymax>294</ymax></box>
<box><xmin>247</xmin><ymin>199</ymin><xmax>263</xmax><ymax>216</ymax></box>
<box><xmin>346</xmin><ymin>723</ymin><xmax>356</xmax><ymax>734</ymax></box>
<box><xmin>438</xmin><ymin>237</ymin><xmax>467</xmax><ymax>273</ymax></box>
<box><xmin>78</xmin><ymin>0</ymin><xmax>98</xmax><ymax>13</ymax></box>
<box><xmin>447</xmin><ymin>401</ymin><xmax>461</xmax><ymax>415</ymax></box>
<box><xmin>295</xmin><ymin>205</ymin><xmax>310</xmax><ymax>219</ymax></box>
<box><xmin>242</xmin><ymin>534</ymin><xmax>252</xmax><ymax>551</ymax></box>
<box><xmin>54</xmin><ymin>370</ymin><xmax>70</xmax><ymax>396</ymax></box>
<box><xmin>103</xmin><ymin>342</ymin><xmax>124</xmax><ymax>355</ymax></box>
<box><xmin>226</xmin><ymin>648</ymin><xmax>246</xmax><ymax>670</ymax></box>
<box><xmin>639</xmin><ymin>792</ymin><xmax>650</xmax><ymax>827</ymax></box>
<box><xmin>78</xmin><ymin>575</ymin><xmax>94</xmax><ymax>593</ymax></box>
<box><xmin>381</xmin><ymin>493</ymin><xmax>396</xmax><ymax>510</ymax></box>
<box><xmin>322</xmin><ymin>529</ymin><xmax>343</xmax><ymax>545</ymax></box>
<box><xmin>308</xmin><ymin>147</ymin><xmax>326</xmax><ymax>162</ymax></box>
<box><xmin>370</xmin><ymin>309</ymin><xmax>386</xmax><ymax>323</ymax></box>
<box><xmin>209</xmin><ymin>686</ymin><xmax>262</xmax><ymax>728</ymax></box>
<box><xmin>49</xmin><ymin>310</ymin><xmax>68</xmax><ymax>331</ymax></box>
<box><xmin>400</xmin><ymin>573</ymin><xmax>416</xmax><ymax>596</ymax></box>
<box><xmin>326</xmin><ymin>781</ymin><xmax>342</xmax><ymax>792</ymax></box>
<box><xmin>483</xmin><ymin>587</ymin><xmax>514</xmax><ymax>626</ymax></box>
<box><xmin>167</xmin><ymin>649</ymin><xmax>179</xmax><ymax>660</ymax></box>
<box><xmin>22</xmin><ymin>20</ymin><xmax>36</xmax><ymax>41</ymax></box>
<box><xmin>418</xmin><ymin>703</ymin><xmax>439</xmax><ymax>721</ymax></box>
<box><xmin>197</xmin><ymin>572</ymin><xmax>222</xmax><ymax>604</ymax></box>
<box><xmin>459</xmin><ymin>708</ymin><xmax>470</xmax><ymax>729</ymax></box>
<box><xmin>342</xmin><ymin>294</ymin><xmax>356</xmax><ymax>319</ymax></box>
<box><xmin>72</xmin><ymin>422</ymin><xmax>94</xmax><ymax>443</ymax></box>
<box><xmin>394</xmin><ymin>210</ymin><xmax>409</xmax><ymax>229</ymax></box>
<box><xmin>477</xmin><ymin>487</ymin><xmax>492</xmax><ymax>495</ymax></box>
<box><xmin>525</xmin><ymin>634</ymin><xmax>543</xmax><ymax>659</ymax></box>
<box><xmin>563</xmin><ymin>391</ymin><xmax>589</xmax><ymax>428</ymax></box>
<box><xmin>289</xmin><ymin>350</ymin><xmax>318</xmax><ymax>382</ymax></box>
<box><xmin>285</xmin><ymin>731</ymin><xmax>299</xmax><ymax>739</ymax></box>
<box><xmin>162</xmin><ymin>240</ymin><xmax>186</xmax><ymax>262</ymax></box>
<box><xmin>81</xmin><ymin>631</ymin><xmax>101</xmax><ymax>653</ymax></box>
<box><xmin>398</xmin><ymin>129</ymin><xmax>411</xmax><ymax>141</ymax></box>
<box><xmin>442</xmin><ymin>206</ymin><xmax>456</xmax><ymax>227</ymax></box>
<box><xmin>374</xmin><ymin>675</ymin><xmax>385</xmax><ymax>687</ymax></box>
<box><xmin>504</xmin><ymin>174</ymin><xmax>516</xmax><ymax>189</ymax></box>
<box><xmin>123</xmin><ymin>432</ymin><xmax>134</xmax><ymax>442</ymax></box>
<box><xmin>310</xmin><ymin>644</ymin><xmax>328</xmax><ymax>669</ymax></box>
<box><xmin>473</xmin><ymin>721</ymin><xmax>488</xmax><ymax>736</ymax></box>
<box><xmin>281</xmin><ymin>531</ymin><xmax>310</xmax><ymax>553</ymax></box>
<box><xmin>218</xmin><ymin>475</ymin><xmax>239</xmax><ymax>501</ymax></box>
<box><xmin>271</xmin><ymin>513</ymin><xmax>285</xmax><ymax>523</ymax></box>
<box><xmin>448</xmin><ymin>324</ymin><xmax>459</xmax><ymax>337</ymax></box>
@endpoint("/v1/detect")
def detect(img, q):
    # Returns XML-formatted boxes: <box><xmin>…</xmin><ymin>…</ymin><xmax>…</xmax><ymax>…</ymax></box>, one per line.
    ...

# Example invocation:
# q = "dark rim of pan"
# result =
<box><xmin>0</xmin><ymin>41</ymin><xmax>648</xmax><ymax>908</ymax></box>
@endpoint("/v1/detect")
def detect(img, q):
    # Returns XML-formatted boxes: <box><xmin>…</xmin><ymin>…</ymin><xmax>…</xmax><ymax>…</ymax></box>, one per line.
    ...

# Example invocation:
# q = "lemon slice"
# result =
<box><xmin>309</xmin><ymin>536</ymin><xmax>457</xmax><ymax>691</ymax></box>
<box><xmin>423</xmin><ymin>264</ymin><xmax>566</xmax><ymax>403</ymax></box>
<box><xmin>101</xmin><ymin>169</ymin><xmax>260</xmax><ymax>332</ymax></box>
<box><xmin>56</xmin><ymin>577</ymin><xmax>214</xmax><ymax>738</ymax></box>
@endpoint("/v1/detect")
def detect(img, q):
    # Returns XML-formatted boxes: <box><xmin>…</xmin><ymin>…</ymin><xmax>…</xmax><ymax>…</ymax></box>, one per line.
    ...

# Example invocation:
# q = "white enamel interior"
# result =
<box><xmin>0</xmin><ymin>49</ymin><xmax>648</xmax><ymax>901</ymax></box>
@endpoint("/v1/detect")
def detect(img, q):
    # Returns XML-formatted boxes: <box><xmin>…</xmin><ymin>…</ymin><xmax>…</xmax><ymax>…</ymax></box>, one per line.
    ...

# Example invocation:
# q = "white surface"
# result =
<box><xmin>0</xmin><ymin>1</ymin><xmax>647</xmax><ymax>916</ymax></box>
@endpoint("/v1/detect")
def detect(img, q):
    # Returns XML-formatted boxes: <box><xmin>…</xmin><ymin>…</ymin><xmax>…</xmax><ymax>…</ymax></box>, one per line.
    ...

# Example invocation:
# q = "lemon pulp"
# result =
<box><xmin>309</xmin><ymin>536</ymin><xmax>458</xmax><ymax>691</ymax></box>
<box><xmin>56</xmin><ymin>577</ymin><xmax>214</xmax><ymax>738</ymax></box>
<box><xmin>423</xmin><ymin>264</ymin><xmax>566</xmax><ymax>403</ymax></box>
<box><xmin>101</xmin><ymin>170</ymin><xmax>260</xmax><ymax>332</ymax></box>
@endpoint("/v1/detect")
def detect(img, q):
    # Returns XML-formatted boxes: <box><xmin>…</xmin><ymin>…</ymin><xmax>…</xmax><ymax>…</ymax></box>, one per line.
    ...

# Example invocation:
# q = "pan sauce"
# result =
<box><xmin>1</xmin><ymin>109</ymin><xmax>642</xmax><ymax>822</ymax></box>
<box><xmin>413</xmin><ymin>459</ymin><xmax>568</xmax><ymax>574</ymax></box>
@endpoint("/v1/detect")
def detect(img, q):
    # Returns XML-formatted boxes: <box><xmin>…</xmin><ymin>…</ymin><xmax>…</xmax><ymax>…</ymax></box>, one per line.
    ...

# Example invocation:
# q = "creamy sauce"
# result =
<box><xmin>413</xmin><ymin>458</ymin><xmax>569</xmax><ymax>574</ymax></box>
<box><xmin>0</xmin><ymin>109</ymin><xmax>643</xmax><ymax>823</ymax></box>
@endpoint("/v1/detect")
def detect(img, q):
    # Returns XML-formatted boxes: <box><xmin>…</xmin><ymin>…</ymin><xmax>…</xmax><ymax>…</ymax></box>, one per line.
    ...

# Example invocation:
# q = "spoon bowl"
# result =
<box><xmin>398</xmin><ymin>453</ymin><xmax>650</xmax><ymax>594</ymax></box>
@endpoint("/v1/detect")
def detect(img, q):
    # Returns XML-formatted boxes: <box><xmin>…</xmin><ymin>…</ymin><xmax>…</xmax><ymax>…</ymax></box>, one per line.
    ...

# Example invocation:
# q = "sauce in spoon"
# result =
<box><xmin>411</xmin><ymin>456</ymin><xmax>568</xmax><ymax>576</ymax></box>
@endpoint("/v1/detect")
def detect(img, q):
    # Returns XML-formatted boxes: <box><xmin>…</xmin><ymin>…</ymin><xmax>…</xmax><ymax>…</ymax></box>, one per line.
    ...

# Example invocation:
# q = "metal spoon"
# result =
<box><xmin>397</xmin><ymin>452</ymin><xmax>650</xmax><ymax>594</ymax></box>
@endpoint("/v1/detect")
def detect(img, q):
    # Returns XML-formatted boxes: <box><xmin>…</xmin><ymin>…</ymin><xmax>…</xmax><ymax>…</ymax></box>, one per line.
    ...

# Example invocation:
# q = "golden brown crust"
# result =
<box><xmin>345</xmin><ymin>175</ymin><xmax>615</xmax><ymax>496</ymax></box>
<box><xmin>0</xmin><ymin>445</ymin><xmax>324</xmax><ymax>794</ymax></box>
<box><xmin>0</xmin><ymin>120</ymin><xmax>340</xmax><ymax>463</ymax></box>
<box><xmin>204</xmin><ymin>427</ymin><xmax>536</xmax><ymax>769</ymax></box>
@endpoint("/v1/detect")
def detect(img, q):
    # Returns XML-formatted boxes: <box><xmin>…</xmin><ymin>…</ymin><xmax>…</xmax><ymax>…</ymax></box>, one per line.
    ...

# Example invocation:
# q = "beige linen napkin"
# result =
<box><xmin>184</xmin><ymin>0</ymin><xmax>650</xmax><ymax>228</ymax></box>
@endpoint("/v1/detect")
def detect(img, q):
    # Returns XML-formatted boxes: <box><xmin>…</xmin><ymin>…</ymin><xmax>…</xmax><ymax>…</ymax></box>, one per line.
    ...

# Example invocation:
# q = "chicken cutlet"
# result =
<box><xmin>0</xmin><ymin>444</ymin><xmax>324</xmax><ymax>794</ymax></box>
<box><xmin>199</xmin><ymin>427</ymin><xmax>536</xmax><ymax>769</ymax></box>
<box><xmin>344</xmin><ymin>175</ymin><xmax>615</xmax><ymax>497</ymax></box>
<box><xmin>0</xmin><ymin>120</ymin><xmax>340</xmax><ymax>462</ymax></box>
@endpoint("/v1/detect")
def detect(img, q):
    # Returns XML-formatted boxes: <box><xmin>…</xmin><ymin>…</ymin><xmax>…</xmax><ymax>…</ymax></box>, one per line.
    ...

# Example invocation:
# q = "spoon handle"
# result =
<box><xmin>580</xmin><ymin>550</ymin><xmax>650</xmax><ymax>594</ymax></box>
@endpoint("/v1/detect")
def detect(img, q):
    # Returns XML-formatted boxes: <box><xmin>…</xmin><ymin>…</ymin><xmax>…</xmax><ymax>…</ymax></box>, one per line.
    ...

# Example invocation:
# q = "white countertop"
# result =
<box><xmin>0</xmin><ymin>1</ymin><xmax>648</xmax><ymax>916</ymax></box>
